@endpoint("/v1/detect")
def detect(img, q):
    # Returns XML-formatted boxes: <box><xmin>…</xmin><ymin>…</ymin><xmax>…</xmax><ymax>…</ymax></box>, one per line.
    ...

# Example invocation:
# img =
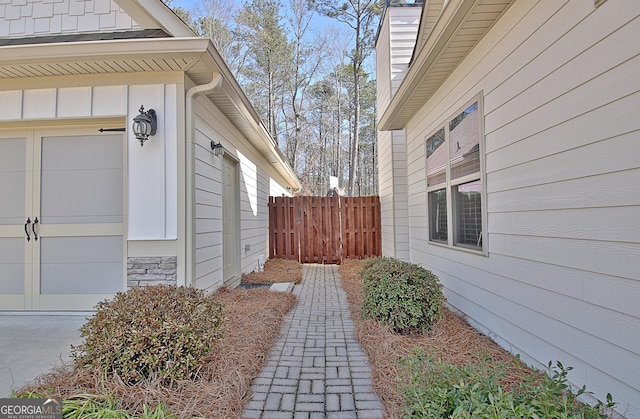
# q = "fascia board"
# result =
<box><xmin>0</xmin><ymin>37</ymin><xmax>212</xmax><ymax>65</ymax></box>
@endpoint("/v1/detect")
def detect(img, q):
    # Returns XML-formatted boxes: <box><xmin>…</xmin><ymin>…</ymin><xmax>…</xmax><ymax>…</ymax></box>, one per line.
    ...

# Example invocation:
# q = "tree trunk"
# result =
<box><xmin>348</xmin><ymin>22</ymin><xmax>361</xmax><ymax>197</ymax></box>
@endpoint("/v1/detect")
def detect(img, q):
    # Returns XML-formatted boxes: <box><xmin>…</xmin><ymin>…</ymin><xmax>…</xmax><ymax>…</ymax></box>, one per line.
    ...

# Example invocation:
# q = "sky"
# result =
<box><xmin>167</xmin><ymin>0</ymin><xmax>378</xmax><ymax>74</ymax></box>
<box><xmin>169</xmin><ymin>0</ymin><xmax>347</xmax><ymax>39</ymax></box>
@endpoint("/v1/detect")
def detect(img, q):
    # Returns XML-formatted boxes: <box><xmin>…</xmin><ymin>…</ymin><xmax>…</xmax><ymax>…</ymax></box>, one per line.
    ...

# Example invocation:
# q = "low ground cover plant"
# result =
<box><xmin>339</xmin><ymin>259</ymin><xmax>616</xmax><ymax>418</ymax></box>
<box><xmin>72</xmin><ymin>285</ymin><xmax>225</xmax><ymax>386</ymax></box>
<box><xmin>399</xmin><ymin>349</ymin><xmax>615</xmax><ymax>418</ymax></box>
<box><xmin>361</xmin><ymin>257</ymin><xmax>444</xmax><ymax>333</ymax></box>
<box><xmin>20</xmin><ymin>392</ymin><xmax>174</xmax><ymax>419</ymax></box>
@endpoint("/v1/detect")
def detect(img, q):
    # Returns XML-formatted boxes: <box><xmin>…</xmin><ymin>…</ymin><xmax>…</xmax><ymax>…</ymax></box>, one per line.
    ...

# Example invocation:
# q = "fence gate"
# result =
<box><xmin>268</xmin><ymin>196</ymin><xmax>381</xmax><ymax>264</ymax></box>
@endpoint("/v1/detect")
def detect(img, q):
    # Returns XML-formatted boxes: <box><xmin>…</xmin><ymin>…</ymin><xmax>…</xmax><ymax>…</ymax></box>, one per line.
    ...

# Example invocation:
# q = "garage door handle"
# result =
<box><xmin>32</xmin><ymin>217</ymin><xmax>39</xmax><ymax>241</ymax></box>
<box><xmin>25</xmin><ymin>218</ymin><xmax>31</xmax><ymax>241</ymax></box>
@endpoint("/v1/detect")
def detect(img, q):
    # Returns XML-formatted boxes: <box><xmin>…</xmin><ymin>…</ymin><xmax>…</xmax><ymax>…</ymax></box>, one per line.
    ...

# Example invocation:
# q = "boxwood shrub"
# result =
<box><xmin>361</xmin><ymin>257</ymin><xmax>444</xmax><ymax>333</ymax></box>
<box><xmin>72</xmin><ymin>285</ymin><xmax>225</xmax><ymax>386</ymax></box>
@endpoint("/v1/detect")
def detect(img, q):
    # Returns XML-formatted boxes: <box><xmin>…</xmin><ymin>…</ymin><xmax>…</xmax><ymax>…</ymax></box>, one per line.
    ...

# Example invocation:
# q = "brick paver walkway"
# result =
<box><xmin>242</xmin><ymin>264</ymin><xmax>385</xmax><ymax>419</ymax></box>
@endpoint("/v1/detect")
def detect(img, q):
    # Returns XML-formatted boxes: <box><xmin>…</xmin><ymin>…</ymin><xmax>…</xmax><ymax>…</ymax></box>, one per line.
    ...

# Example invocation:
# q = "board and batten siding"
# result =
<box><xmin>0</xmin><ymin>82</ymin><xmax>179</xmax><ymax>243</ymax></box>
<box><xmin>402</xmin><ymin>0</ymin><xmax>640</xmax><ymax>416</ymax></box>
<box><xmin>192</xmin><ymin>97</ymin><xmax>294</xmax><ymax>290</ymax></box>
<box><xmin>0</xmin><ymin>0</ymin><xmax>141</xmax><ymax>38</ymax></box>
<box><xmin>376</xmin><ymin>5</ymin><xmax>420</xmax><ymax>260</ymax></box>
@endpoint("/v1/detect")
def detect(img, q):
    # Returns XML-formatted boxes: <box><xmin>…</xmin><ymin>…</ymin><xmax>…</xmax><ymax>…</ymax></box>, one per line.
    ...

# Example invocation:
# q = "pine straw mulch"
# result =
<box><xmin>241</xmin><ymin>258</ymin><xmax>302</xmax><ymax>284</ymax></box>
<box><xmin>338</xmin><ymin>259</ymin><xmax>533</xmax><ymax>419</ymax></box>
<box><xmin>18</xmin><ymin>287</ymin><xmax>296</xmax><ymax>419</ymax></box>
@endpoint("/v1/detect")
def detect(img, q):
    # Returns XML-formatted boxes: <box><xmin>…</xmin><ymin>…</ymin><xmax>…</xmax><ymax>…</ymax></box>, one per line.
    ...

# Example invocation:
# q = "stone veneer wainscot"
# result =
<box><xmin>127</xmin><ymin>256</ymin><xmax>177</xmax><ymax>288</ymax></box>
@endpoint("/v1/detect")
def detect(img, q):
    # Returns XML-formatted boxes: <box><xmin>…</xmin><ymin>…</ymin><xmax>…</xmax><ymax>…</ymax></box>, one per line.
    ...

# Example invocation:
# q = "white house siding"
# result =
<box><xmin>376</xmin><ymin>15</ymin><xmax>395</xmax><ymax>257</ymax></box>
<box><xmin>403</xmin><ymin>0</ymin><xmax>640</xmax><ymax>416</ymax></box>
<box><xmin>0</xmin><ymin>81</ymin><xmax>178</xmax><ymax>243</ymax></box>
<box><xmin>388</xmin><ymin>7</ymin><xmax>421</xmax><ymax>96</ymax></box>
<box><xmin>0</xmin><ymin>0</ymin><xmax>140</xmax><ymax>38</ymax></box>
<box><xmin>377</xmin><ymin>6</ymin><xmax>420</xmax><ymax>260</ymax></box>
<box><xmin>193</xmin><ymin>98</ymin><xmax>293</xmax><ymax>291</ymax></box>
<box><xmin>269</xmin><ymin>177</ymin><xmax>291</xmax><ymax>197</ymax></box>
<box><xmin>0</xmin><ymin>79</ymin><xmax>182</xmax><ymax>295</ymax></box>
<box><xmin>390</xmin><ymin>130</ymin><xmax>409</xmax><ymax>261</ymax></box>
<box><xmin>378</xmin><ymin>129</ymin><xmax>411</xmax><ymax>261</ymax></box>
<box><xmin>376</xmin><ymin>14</ymin><xmax>391</xmax><ymax>110</ymax></box>
<box><xmin>377</xmin><ymin>129</ymin><xmax>396</xmax><ymax>257</ymax></box>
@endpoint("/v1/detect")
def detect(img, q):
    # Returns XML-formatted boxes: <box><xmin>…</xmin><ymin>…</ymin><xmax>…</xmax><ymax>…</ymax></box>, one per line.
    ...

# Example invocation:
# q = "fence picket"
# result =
<box><xmin>269</xmin><ymin>196</ymin><xmax>380</xmax><ymax>264</ymax></box>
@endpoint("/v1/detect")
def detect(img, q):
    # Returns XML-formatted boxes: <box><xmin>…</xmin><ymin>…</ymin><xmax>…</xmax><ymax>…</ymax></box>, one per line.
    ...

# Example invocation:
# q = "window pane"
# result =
<box><xmin>454</xmin><ymin>180</ymin><xmax>482</xmax><ymax>249</ymax></box>
<box><xmin>450</xmin><ymin>102</ymin><xmax>480</xmax><ymax>180</ymax></box>
<box><xmin>426</xmin><ymin>128</ymin><xmax>446</xmax><ymax>186</ymax></box>
<box><xmin>428</xmin><ymin>188</ymin><xmax>447</xmax><ymax>243</ymax></box>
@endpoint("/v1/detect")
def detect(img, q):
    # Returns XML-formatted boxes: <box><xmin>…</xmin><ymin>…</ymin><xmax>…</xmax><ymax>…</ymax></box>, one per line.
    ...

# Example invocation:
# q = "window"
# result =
<box><xmin>425</xmin><ymin>96</ymin><xmax>485</xmax><ymax>252</ymax></box>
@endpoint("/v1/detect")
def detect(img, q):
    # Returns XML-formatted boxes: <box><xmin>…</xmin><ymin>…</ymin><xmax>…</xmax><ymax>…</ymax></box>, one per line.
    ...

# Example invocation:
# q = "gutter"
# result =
<box><xmin>184</xmin><ymin>72</ymin><xmax>223</xmax><ymax>287</ymax></box>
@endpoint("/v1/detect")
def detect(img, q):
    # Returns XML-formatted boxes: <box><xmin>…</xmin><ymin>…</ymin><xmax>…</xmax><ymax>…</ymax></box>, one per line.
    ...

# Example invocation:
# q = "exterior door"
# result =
<box><xmin>222</xmin><ymin>156</ymin><xmax>239</xmax><ymax>286</ymax></box>
<box><xmin>0</xmin><ymin>130</ymin><xmax>124</xmax><ymax>310</ymax></box>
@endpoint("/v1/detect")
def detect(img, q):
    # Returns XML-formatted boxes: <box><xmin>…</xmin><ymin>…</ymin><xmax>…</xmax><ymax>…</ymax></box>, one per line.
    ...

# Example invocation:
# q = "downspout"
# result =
<box><xmin>184</xmin><ymin>72</ymin><xmax>222</xmax><ymax>287</ymax></box>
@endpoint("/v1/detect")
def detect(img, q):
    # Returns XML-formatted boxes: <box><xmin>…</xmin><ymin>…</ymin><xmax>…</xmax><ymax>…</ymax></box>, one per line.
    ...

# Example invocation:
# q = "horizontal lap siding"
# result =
<box><xmin>376</xmin><ymin>17</ymin><xmax>392</xmax><ymax>113</ymax></box>
<box><xmin>377</xmin><ymin>23</ymin><xmax>393</xmax><ymax>257</ymax></box>
<box><xmin>389</xmin><ymin>8</ymin><xmax>420</xmax><ymax>262</ymax></box>
<box><xmin>403</xmin><ymin>0</ymin><xmax>640</xmax><ymax>415</ymax></box>
<box><xmin>377</xmin><ymin>25</ymin><xmax>392</xmax><ymax>257</ymax></box>
<box><xmin>389</xmin><ymin>7</ymin><xmax>422</xmax><ymax>96</ymax></box>
<box><xmin>378</xmin><ymin>130</ymin><xmax>396</xmax><ymax>257</ymax></box>
<box><xmin>392</xmin><ymin>131</ymin><xmax>410</xmax><ymax>261</ymax></box>
<box><xmin>378</xmin><ymin>6</ymin><xmax>420</xmax><ymax>260</ymax></box>
<box><xmin>193</xmin><ymin>119</ymin><xmax>223</xmax><ymax>291</ymax></box>
<box><xmin>194</xmin><ymin>98</ymin><xmax>288</xmax><ymax>289</ymax></box>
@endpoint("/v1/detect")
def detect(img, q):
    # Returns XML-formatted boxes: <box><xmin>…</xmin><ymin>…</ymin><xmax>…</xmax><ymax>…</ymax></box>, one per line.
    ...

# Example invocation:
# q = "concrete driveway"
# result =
<box><xmin>0</xmin><ymin>313</ymin><xmax>89</xmax><ymax>397</ymax></box>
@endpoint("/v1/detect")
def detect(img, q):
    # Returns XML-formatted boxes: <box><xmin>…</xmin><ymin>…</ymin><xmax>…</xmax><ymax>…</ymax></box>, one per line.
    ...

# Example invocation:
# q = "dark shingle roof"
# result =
<box><xmin>0</xmin><ymin>29</ymin><xmax>171</xmax><ymax>47</ymax></box>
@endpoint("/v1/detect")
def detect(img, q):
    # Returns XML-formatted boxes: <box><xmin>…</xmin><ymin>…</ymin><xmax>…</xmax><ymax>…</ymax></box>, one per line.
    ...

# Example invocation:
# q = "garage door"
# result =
<box><xmin>0</xmin><ymin>130</ymin><xmax>124</xmax><ymax>310</ymax></box>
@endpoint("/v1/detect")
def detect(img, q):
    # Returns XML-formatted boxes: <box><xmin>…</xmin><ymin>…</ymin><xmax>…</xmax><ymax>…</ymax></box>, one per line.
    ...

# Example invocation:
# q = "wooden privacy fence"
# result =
<box><xmin>269</xmin><ymin>195</ymin><xmax>381</xmax><ymax>264</ymax></box>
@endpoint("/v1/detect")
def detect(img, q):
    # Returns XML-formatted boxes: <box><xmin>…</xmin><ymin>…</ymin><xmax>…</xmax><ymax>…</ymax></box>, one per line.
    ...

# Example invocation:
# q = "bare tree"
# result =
<box><xmin>310</xmin><ymin>0</ymin><xmax>381</xmax><ymax>196</ymax></box>
<box><xmin>237</xmin><ymin>0</ymin><xmax>293</xmax><ymax>140</ymax></box>
<box><xmin>168</xmin><ymin>0</ymin><xmax>380</xmax><ymax>197</ymax></box>
<box><xmin>282</xmin><ymin>0</ymin><xmax>323</xmax><ymax>172</ymax></box>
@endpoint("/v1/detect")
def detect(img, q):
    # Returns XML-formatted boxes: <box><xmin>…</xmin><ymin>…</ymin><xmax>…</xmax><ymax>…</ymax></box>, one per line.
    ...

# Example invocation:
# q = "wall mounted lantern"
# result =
<box><xmin>132</xmin><ymin>105</ymin><xmax>157</xmax><ymax>147</ymax></box>
<box><xmin>211</xmin><ymin>141</ymin><xmax>225</xmax><ymax>157</ymax></box>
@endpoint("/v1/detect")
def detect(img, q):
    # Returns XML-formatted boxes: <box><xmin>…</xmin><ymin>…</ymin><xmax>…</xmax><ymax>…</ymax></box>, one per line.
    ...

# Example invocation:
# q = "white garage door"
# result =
<box><xmin>0</xmin><ymin>130</ymin><xmax>124</xmax><ymax>310</ymax></box>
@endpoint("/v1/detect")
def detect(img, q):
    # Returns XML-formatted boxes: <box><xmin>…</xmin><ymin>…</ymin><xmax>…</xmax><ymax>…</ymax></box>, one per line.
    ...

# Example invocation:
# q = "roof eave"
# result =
<box><xmin>379</xmin><ymin>0</ymin><xmax>513</xmax><ymax>131</ymax></box>
<box><xmin>0</xmin><ymin>37</ymin><xmax>211</xmax><ymax>66</ymax></box>
<box><xmin>114</xmin><ymin>0</ymin><xmax>195</xmax><ymax>37</ymax></box>
<box><xmin>201</xmin><ymin>42</ymin><xmax>301</xmax><ymax>190</ymax></box>
<box><xmin>0</xmin><ymin>37</ymin><xmax>300</xmax><ymax>190</ymax></box>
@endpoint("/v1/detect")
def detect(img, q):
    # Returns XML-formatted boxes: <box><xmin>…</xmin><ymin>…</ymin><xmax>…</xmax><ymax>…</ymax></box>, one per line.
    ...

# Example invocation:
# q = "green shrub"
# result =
<box><xmin>72</xmin><ymin>285</ymin><xmax>225</xmax><ymax>386</ymax></box>
<box><xmin>19</xmin><ymin>392</ymin><xmax>175</xmax><ymax>418</ymax></box>
<box><xmin>361</xmin><ymin>257</ymin><xmax>444</xmax><ymax>333</ymax></box>
<box><xmin>399</xmin><ymin>348</ymin><xmax>616</xmax><ymax>418</ymax></box>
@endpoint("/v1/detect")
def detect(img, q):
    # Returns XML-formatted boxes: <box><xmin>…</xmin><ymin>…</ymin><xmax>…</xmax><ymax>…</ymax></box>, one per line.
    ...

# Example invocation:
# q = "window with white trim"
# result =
<box><xmin>426</xmin><ymin>96</ymin><xmax>485</xmax><ymax>251</ymax></box>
